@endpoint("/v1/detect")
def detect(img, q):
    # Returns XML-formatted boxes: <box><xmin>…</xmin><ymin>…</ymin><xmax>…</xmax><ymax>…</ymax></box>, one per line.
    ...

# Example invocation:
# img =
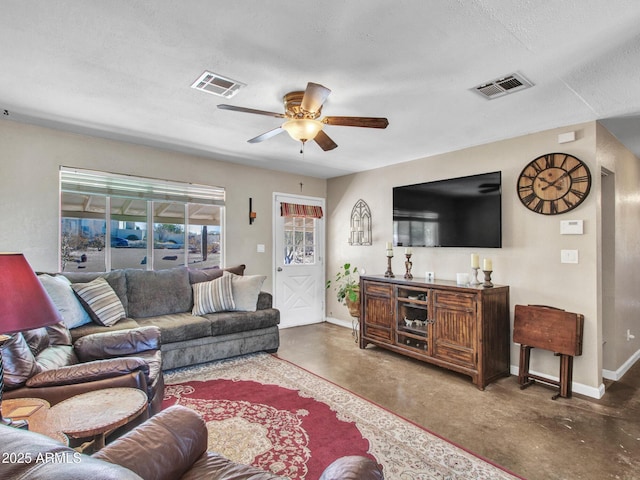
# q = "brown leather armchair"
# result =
<box><xmin>1</xmin><ymin>323</ymin><xmax>164</xmax><ymax>415</ymax></box>
<box><xmin>1</xmin><ymin>405</ymin><xmax>384</xmax><ymax>480</ymax></box>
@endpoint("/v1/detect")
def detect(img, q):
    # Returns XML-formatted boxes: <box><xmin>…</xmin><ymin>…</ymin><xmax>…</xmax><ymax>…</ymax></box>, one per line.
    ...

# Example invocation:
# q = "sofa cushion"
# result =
<box><xmin>39</xmin><ymin>274</ymin><xmax>92</xmax><ymax>328</ymax></box>
<box><xmin>126</xmin><ymin>267</ymin><xmax>192</xmax><ymax>318</ymax></box>
<box><xmin>21</xmin><ymin>327</ymin><xmax>50</xmax><ymax>356</ymax></box>
<box><xmin>93</xmin><ymin>405</ymin><xmax>207</xmax><ymax>480</ymax></box>
<box><xmin>21</xmin><ymin>322</ymin><xmax>73</xmax><ymax>357</ymax></box>
<box><xmin>192</xmin><ymin>273</ymin><xmax>235</xmax><ymax>315</ymax></box>
<box><xmin>256</xmin><ymin>291</ymin><xmax>273</xmax><ymax>310</ymax></box>
<box><xmin>187</xmin><ymin>264</ymin><xmax>246</xmax><ymax>284</ymax></box>
<box><xmin>69</xmin><ymin>318</ymin><xmax>141</xmax><ymax>343</ymax></box>
<box><xmin>0</xmin><ymin>333</ymin><xmax>42</xmax><ymax>389</ymax></box>
<box><xmin>136</xmin><ymin>313</ymin><xmax>212</xmax><ymax>344</ymax></box>
<box><xmin>0</xmin><ymin>423</ymin><xmax>142</xmax><ymax>480</ymax></box>
<box><xmin>229</xmin><ymin>273</ymin><xmax>266</xmax><ymax>312</ymax></box>
<box><xmin>45</xmin><ymin>321</ymin><xmax>74</xmax><ymax>346</ymax></box>
<box><xmin>61</xmin><ymin>270</ymin><xmax>128</xmax><ymax>315</ymax></box>
<box><xmin>204</xmin><ymin>308</ymin><xmax>280</xmax><ymax>336</ymax></box>
<box><xmin>35</xmin><ymin>345</ymin><xmax>78</xmax><ymax>371</ymax></box>
<box><xmin>72</xmin><ymin>277</ymin><xmax>127</xmax><ymax>327</ymax></box>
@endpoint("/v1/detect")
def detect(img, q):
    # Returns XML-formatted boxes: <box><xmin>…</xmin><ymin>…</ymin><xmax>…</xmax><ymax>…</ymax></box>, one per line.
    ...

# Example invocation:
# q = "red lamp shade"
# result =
<box><xmin>0</xmin><ymin>253</ymin><xmax>62</xmax><ymax>334</ymax></box>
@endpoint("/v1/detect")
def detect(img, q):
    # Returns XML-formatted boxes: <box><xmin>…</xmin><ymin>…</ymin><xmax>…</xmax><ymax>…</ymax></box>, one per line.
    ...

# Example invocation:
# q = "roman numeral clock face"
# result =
<box><xmin>517</xmin><ymin>153</ymin><xmax>592</xmax><ymax>215</ymax></box>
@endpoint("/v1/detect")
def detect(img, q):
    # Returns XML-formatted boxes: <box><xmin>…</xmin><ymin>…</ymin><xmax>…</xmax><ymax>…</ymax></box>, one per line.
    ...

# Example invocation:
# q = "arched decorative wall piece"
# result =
<box><xmin>349</xmin><ymin>199</ymin><xmax>372</xmax><ymax>245</ymax></box>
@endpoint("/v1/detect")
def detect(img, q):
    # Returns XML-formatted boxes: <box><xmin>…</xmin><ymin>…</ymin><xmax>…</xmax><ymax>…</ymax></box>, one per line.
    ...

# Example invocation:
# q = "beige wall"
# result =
<box><xmin>0</xmin><ymin>120</ymin><xmax>326</xmax><ymax>292</ymax></box>
<box><xmin>327</xmin><ymin>122</ymin><xmax>605</xmax><ymax>395</ymax></box>
<box><xmin>596</xmin><ymin>123</ymin><xmax>640</xmax><ymax>377</ymax></box>
<box><xmin>3</xmin><ymin>117</ymin><xmax>638</xmax><ymax>397</ymax></box>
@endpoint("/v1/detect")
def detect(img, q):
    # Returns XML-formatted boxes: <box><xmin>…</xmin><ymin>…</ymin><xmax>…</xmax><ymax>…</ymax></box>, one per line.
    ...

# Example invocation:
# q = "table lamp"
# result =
<box><xmin>0</xmin><ymin>253</ymin><xmax>62</xmax><ymax>426</ymax></box>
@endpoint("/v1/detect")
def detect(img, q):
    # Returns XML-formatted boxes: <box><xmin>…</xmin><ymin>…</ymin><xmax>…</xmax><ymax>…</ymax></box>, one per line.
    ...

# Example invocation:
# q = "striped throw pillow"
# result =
<box><xmin>71</xmin><ymin>277</ymin><xmax>126</xmax><ymax>327</ymax></box>
<box><xmin>192</xmin><ymin>273</ymin><xmax>235</xmax><ymax>315</ymax></box>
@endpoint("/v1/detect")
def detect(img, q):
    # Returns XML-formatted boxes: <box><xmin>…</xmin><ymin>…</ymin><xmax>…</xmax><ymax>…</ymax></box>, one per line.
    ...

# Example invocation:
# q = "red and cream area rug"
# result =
<box><xmin>163</xmin><ymin>353</ymin><xmax>522</xmax><ymax>480</ymax></box>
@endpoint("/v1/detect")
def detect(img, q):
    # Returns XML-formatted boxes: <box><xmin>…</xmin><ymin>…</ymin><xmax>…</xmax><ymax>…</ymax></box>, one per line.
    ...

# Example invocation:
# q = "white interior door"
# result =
<box><xmin>273</xmin><ymin>193</ymin><xmax>325</xmax><ymax>328</ymax></box>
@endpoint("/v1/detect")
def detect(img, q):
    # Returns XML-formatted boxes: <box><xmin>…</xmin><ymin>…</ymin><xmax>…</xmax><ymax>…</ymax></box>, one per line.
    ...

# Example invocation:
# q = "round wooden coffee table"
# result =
<box><xmin>49</xmin><ymin>387</ymin><xmax>147</xmax><ymax>451</ymax></box>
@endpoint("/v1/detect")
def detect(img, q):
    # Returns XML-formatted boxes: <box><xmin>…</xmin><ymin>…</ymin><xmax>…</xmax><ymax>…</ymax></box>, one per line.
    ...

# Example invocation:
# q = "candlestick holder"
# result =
<box><xmin>482</xmin><ymin>270</ymin><xmax>493</xmax><ymax>288</ymax></box>
<box><xmin>384</xmin><ymin>254</ymin><xmax>395</xmax><ymax>278</ymax></box>
<box><xmin>404</xmin><ymin>254</ymin><xmax>413</xmax><ymax>279</ymax></box>
<box><xmin>470</xmin><ymin>267</ymin><xmax>481</xmax><ymax>285</ymax></box>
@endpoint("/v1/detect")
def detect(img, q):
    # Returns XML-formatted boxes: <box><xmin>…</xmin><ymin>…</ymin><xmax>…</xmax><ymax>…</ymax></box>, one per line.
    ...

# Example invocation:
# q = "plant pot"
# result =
<box><xmin>345</xmin><ymin>288</ymin><xmax>360</xmax><ymax>318</ymax></box>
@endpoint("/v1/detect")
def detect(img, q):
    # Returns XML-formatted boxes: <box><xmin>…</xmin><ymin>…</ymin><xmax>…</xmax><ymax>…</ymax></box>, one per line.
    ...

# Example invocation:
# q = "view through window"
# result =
<box><xmin>283</xmin><ymin>216</ymin><xmax>317</xmax><ymax>265</ymax></box>
<box><xmin>60</xmin><ymin>167</ymin><xmax>224</xmax><ymax>272</ymax></box>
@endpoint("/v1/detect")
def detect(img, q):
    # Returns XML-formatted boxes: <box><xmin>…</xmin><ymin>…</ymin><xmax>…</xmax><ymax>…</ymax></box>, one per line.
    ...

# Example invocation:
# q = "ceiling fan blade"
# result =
<box><xmin>218</xmin><ymin>104</ymin><xmax>285</xmax><ymax>118</ymax></box>
<box><xmin>301</xmin><ymin>82</ymin><xmax>331</xmax><ymax>113</ymax></box>
<box><xmin>247</xmin><ymin>127</ymin><xmax>285</xmax><ymax>143</ymax></box>
<box><xmin>322</xmin><ymin>116</ymin><xmax>389</xmax><ymax>129</ymax></box>
<box><xmin>313</xmin><ymin>130</ymin><xmax>338</xmax><ymax>151</ymax></box>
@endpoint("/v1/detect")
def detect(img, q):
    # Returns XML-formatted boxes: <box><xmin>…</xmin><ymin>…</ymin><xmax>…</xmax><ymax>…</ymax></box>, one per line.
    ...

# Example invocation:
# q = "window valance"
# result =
<box><xmin>60</xmin><ymin>167</ymin><xmax>225</xmax><ymax>206</ymax></box>
<box><xmin>280</xmin><ymin>202</ymin><xmax>323</xmax><ymax>219</ymax></box>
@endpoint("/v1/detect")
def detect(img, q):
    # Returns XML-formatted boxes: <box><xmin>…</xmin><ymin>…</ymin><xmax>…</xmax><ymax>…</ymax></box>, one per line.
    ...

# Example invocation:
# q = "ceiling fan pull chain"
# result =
<box><xmin>300</xmin><ymin>141</ymin><xmax>305</xmax><ymax>155</ymax></box>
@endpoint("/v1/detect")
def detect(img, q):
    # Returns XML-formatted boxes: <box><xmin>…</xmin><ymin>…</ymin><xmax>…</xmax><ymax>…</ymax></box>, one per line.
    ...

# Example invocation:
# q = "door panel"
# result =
<box><xmin>432</xmin><ymin>291</ymin><xmax>477</xmax><ymax>368</ymax></box>
<box><xmin>274</xmin><ymin>194</ymin><xmax>325</xmax><ymax>328</ymax></box>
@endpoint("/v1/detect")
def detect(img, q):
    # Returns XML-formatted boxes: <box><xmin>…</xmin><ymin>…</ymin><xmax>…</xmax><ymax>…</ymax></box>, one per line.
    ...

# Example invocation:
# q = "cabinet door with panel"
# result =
<box><xmin>360</xmin><ymin>280</ymin><xmax>394</xmax><ymax>347</ymax></box>
<box><xmin>432</xmin><ymin>290</ymin><xmax>477</xmax><ymax>369</ymax></box>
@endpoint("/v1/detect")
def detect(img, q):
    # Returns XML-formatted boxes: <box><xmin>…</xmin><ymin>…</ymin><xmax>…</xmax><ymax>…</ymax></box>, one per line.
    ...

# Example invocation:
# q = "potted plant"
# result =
<box><xmin>327</xmin><ymin>263</ymin><xmax>360</xmax><ymax>318</ymax></box>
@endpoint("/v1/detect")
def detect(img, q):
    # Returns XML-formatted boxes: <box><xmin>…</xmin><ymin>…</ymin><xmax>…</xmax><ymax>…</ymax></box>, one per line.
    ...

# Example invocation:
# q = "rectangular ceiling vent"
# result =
<box><xmin>191</xmin><ymin>71</ymin><xmax>246</xmax><ymax>99</ymax></box>
<box><xmin>471</xmin><ymin>73</ymin><xmax>533</xmax><ymax>100</ymax></box>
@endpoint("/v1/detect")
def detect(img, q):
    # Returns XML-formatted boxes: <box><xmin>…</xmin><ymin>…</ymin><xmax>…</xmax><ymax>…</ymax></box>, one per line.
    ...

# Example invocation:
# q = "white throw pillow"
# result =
<box><xmin>229</xmin><ymin>272</ymin><xmax>266</xmax><ymax>312</ymax></box>
<box><xmin>38</xmin><ymin>274</ymin><xmax>92</xmax><ymax>329</ymax></box>
<box><xmin>192</xmin><ymin>273</ymin><xmax>235</xmax><ymax>315</ymax></box>
<box><xmin>71</xmin><ymin>277</ymin><xmax>126</xmax><ymax>327</ymax></box>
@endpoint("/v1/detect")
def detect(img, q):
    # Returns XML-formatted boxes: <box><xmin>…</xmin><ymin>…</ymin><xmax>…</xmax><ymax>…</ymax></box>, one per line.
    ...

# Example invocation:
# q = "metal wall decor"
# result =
<box><xmin>349</xmin><ymin>199</ymin><xmax>372</xmax><ymax>245</ymax></box>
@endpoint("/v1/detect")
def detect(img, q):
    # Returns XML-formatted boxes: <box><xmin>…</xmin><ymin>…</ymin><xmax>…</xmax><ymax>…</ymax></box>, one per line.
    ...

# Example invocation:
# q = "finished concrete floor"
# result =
<box><xmin>276</xmin><ymin>322</ymin><xmax>640</xmax><ymax>480</ymax></box>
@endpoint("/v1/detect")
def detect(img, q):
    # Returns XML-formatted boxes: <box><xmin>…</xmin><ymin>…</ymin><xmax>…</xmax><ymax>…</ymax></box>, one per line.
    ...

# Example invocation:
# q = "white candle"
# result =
<box><xmin>471</xmin><ymin>253</ymin><xmax>479</xmax><ymax>269</ymax></box>
<box><xmin>483</xmin><ymin>258</ymin><xmax>492</xmax><ymax>271</ymax></box>
<box><xmin>386</xmin><ymin>249</ymin><xmax>394</xmax><ymax>257</ymax></box>
<box><xmin>405</xmin><ymin>248</ymin><xmax>412</xmax><ymax>255</ymax></box>
<box><xmin>386</xmin><ymin>242</ymin><xmax>392</xmax><ymax>249</ymax></box>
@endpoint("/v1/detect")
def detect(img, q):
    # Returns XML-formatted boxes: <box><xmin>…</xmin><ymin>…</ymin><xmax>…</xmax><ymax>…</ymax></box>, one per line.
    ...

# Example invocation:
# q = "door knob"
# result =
<box><xmin>277</xmin><ymin>267</ymin><xmax>283</xmax><ymax>272</ymax></box>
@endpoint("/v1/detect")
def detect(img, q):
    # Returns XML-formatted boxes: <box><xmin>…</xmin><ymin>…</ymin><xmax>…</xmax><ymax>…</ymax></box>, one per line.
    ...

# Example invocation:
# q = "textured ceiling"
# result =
<box><xmin>1</xmin><ymin>1</ymin><xmax>640</xmax><ymax>178</ymax></box>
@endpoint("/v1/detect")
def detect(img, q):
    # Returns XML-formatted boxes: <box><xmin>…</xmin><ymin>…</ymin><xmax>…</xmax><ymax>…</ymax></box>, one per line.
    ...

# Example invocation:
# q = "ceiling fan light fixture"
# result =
<box><xmin>282</xmin><ymin>119</ymin><xmax>323</xmax><ymax>142</ymax></box>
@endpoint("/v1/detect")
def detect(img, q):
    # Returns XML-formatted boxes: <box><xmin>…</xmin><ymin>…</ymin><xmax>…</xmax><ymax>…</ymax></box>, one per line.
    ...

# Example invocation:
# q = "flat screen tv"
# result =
<box><xmin>393</xmin><ymin>171</ymin><xmax>502</xmax><ymax>248</ymax></box>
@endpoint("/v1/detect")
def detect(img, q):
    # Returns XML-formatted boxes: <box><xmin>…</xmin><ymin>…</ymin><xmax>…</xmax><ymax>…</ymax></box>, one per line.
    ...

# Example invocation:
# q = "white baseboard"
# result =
<box><xmin>325</xmin><ymin>316</ymin><xmax>353</xmax><ymax>330</ymax></box>
<box><xmin>509</xmin><ymin>365</ymin><xmax>605</xmax><ymax>399</ymax></box>
<box><xmin>602</xmin><ymin>348</ymin><xmax>640</xmax><ymax>381</ymax></box>
<box><xmin>279</xmin><ymin>318</ymin><xmax>325</xmax><ymax>329</ymax></box>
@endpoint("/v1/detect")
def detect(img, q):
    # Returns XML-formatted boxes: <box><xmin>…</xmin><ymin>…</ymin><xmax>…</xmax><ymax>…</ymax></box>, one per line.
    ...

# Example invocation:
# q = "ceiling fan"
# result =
<box><xmin>218</xmin><ymin>82</ymin><xmax>389</xmax><ymax>152</ymax></box>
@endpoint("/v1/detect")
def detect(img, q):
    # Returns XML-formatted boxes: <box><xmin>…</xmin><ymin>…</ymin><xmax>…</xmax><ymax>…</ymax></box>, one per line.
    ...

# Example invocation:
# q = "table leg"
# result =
<box><xmin>559</xmin><ymin>354</ymin><xmax>573</xmax><ymax>399</ymax></box>
<box><xmin>94</xmin><ymin>433</ymin><xmax>106</xmax><ymax>451</ymax></box>
<box><xmin>518</xmin><ymin>345</ymin><xmax>534</xmax><ymax>389</ymax></box>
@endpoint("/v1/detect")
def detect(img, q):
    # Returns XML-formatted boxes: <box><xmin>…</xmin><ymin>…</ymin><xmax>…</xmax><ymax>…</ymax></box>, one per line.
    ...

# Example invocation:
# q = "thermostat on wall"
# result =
<box><xmin>560</xmin><ymin>220</ymin><xmax>583</xmax><ymax>235</ymax></box>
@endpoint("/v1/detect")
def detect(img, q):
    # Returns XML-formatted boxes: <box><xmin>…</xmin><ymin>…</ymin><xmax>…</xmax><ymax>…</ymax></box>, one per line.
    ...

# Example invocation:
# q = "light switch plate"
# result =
<box><xmin>561</xmin><ymin>249</ymin><xmax>579</xmax><ymax>264</ymax></box>
<box><xmin>256</xmin><ymin>244</ymin><xmax>265</xmax><ymax>253</ymax></box>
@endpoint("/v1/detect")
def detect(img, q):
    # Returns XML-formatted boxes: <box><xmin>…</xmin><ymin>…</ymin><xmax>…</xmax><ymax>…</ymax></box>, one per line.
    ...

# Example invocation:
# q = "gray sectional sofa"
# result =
<box><xmin>54</xmin><ymin>265</ymin><xmax>280</xmax><ymax>370</ymax></box>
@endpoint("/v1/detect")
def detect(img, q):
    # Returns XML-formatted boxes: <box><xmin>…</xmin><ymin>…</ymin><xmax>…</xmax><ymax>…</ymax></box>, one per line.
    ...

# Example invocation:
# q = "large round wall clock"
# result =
<box><xmin>517</xmin><ymin>153</ymin><xmax>592</xmax><ymax>215</ymax></box>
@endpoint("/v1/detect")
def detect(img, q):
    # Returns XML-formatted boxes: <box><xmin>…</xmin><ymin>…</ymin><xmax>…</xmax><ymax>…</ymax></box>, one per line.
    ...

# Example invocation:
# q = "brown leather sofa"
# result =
<box><xmin>1</xmin><ymin>323</ymin><xmax>164</xmax><ymax>415</ymax></box>
<box><xmin>0</xmin><ymin>405</ymin><xmax>384</xmax><ymax>480</ymax></box>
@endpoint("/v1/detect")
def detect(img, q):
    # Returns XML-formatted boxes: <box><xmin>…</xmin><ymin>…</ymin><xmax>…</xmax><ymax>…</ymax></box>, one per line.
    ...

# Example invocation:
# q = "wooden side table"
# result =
<box><xmin>513</xmin><ymin>304</ymin><xmax>584</xmax><ymax>400</ymax></box>
<box><xmin>3</xmin><ymin>397</ymin><xmax>68</xmax><ymax>445</ymax></box>
<box><xmin>49</xmin><ymin>387</ymin><xmax>147</xmax><ymax>451</ymax></box>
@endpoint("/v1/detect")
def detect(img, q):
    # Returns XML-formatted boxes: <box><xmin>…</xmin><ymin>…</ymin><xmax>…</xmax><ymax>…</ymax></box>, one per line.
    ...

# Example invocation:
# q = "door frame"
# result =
<box><xmin>272</xmin><ymin>192</ymin><xmax>326</xmax><ymax>327</ymax></box>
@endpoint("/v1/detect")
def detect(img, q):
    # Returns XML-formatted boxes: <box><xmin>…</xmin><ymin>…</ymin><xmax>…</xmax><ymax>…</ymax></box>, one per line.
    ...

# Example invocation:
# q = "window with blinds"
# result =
<box><xmin>59</xmin><ymin>167</ymin><xmax>225</xmax><ymax>272</ymax></box>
